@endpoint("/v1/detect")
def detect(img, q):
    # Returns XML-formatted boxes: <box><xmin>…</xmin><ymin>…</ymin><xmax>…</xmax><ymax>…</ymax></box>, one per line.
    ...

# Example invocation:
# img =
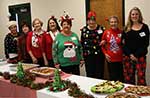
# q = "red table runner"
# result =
<box><xmin>0</xmin><ymin>73</ymin><xmax>71</xmax><ymax>98</ymax></box>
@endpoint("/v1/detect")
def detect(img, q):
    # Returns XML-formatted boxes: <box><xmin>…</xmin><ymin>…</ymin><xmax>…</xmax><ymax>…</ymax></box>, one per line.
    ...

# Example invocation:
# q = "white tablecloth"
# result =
<box><xmin>0</xmin><ymin>61</ymin><xmax>149</xmax><ymax>98</ymax></box>
<box><xmin>0</xmin><ymin>62</ymin><xmax>16</xmax><ymax>74</ymax></box>
<box><xmin>37</xmin><ymin>75</ymin><xmax>150</xmax><ymax>98</ymax></box>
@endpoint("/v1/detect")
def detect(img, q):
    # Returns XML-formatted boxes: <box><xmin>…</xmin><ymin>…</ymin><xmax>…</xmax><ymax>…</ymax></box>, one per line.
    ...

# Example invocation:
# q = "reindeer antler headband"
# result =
<box><xmin>59</xmin><ymin>11</ymin><xmax>74</xmax><ymax>22</ymax></box>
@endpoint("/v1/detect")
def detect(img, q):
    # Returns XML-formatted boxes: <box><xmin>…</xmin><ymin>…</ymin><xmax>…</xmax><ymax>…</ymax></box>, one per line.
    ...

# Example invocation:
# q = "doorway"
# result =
<box><xmin>86</xmin><ymin>0</ymin><xmax>124</xmax><ymax>79</ymax></box>
<box><xmin>9</xmin><ymin>3</ymin><xmax>32</xmax><ymax>34</ymax></box>
<box><xmin>89</xmin><ymin>0</ymin><xmax>124</xmax><ymax>30</ymax></box>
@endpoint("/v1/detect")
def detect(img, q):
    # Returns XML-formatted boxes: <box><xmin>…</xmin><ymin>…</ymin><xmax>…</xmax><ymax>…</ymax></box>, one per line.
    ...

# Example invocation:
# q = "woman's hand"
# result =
<box><xmin>44</xmin><ymin>60</ymin><xmax>48</xmax><ymax>66</ymax></box>
<box><xmin>105</xmin><ymin>54</ymin><xmax>111</xmax><ymax>62</ymax></box>
<box><xmin>130</xmin><ymin>54</ymin><xmax>137</xmax><ymax>62</ymax></box>
<box><xmin>31</xmin><ymin>56</ymin><xmax>38</xmax><ymax>64</ymax></box>
<box><xmin>99</xmin><ymin>40</ymin><xmax>106</xmax><ymax>46</ymax></box>
<box><xmin>80</xmin><ymin>60</ymin><xmax>85</xmax><ymax>67</ymax></box>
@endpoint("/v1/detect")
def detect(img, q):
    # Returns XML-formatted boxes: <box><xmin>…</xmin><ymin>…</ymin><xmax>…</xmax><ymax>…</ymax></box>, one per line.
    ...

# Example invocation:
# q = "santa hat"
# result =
<box><xmin>7</xmin><ymin>21</ymin><xmax>17</xmax><ymax>28</ymax></box>
<box><xmin>87</xmin><ymin>11</ymin><xmax>96</xmax><ymax>20</ymax></box>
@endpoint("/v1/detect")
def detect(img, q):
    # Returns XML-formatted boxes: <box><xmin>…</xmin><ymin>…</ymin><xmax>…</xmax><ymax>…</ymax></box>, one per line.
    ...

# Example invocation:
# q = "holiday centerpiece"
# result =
<box><xmin>49</xmin><ymin>68</ymin><xmax>68</xmax><ymax>92</ymax></box>
<box><xmin>16</xmin><ymin>62</ymin><xmax>25</xmax><ymax>79</ymax></box>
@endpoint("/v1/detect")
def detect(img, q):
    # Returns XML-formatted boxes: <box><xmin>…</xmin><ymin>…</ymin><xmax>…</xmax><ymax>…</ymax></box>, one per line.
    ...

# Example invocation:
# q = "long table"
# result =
<box><xmin>37</xmin><ymin>75</ymin><xmax>150</xmax><ymax>98</ymax></box>
<box><xmin>0</xmin><ymin>62</ymin><xmax>149</xmax><ymax>98</ymax></box>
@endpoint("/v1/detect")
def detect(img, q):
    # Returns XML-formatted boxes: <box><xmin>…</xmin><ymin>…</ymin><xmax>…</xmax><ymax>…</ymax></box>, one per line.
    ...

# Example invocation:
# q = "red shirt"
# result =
<box><xmin>44</xmin><ymin>32</ymin><xmax>53</xmax><ymax>60</ymax></box>
<box><xmin>101</xmin><ymin>28</ymin><xmax>123</xmax><ymax>62</ymax></box>
<box><xmin>18</xmin><ymin>34</ymin><xmax>31</xmax><ymax>61</ymax></box>
<box><xmin>26</xmin><ymin>31</ymin><xmax>45</xmax><ymax>58</ymax></box>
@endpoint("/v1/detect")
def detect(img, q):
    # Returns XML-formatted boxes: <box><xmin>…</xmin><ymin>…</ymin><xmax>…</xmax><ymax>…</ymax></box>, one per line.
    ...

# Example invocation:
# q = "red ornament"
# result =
<box><xmin>138</xmin><ymin>71</ymin><xmax>143</xmax><ymax>77</ymax></box>
<box><xmin>129</xmin><ymin>69</ymin><xmax>133</xmax><ymax>73</ymax></box>
<box><xmin>126</xmin><ymin>76</ymin><xmax>130</xmax><ymax>81</ymax></box>
<box><xmin>138</xmin><ymin>79</ymin><xmax>145</xmax><ymax>84</ymax></box>
<box><xmin>136</xmin><ymin>64</ymin><xmax>140</xmax><ymax>70</ymax></box>
<box><xmin>142</xmin><ymin>63</ymin><xmax>146</xmax><ymax>68</ymax></box>
<box><xmin>139</xmin><ymin>57</ymin><xmax>144</xmax><ymax>62</ymax></box>
<box><xmin>125</xmin><ymin>62</ymin><xmax>130</xmax><ymax>68</ymax></box>
<box><xmin>87</xmin><ymin>11</ymin><xmax>96</xmax><ymax>19</ymax></box>
<box><xmin>93</xmin><ymin>40</ymin><xmax>97</xmax><ymax>43</ymax></box>
<box><xmin>105</xmin><ymin>17</ymin><xmax>109</xmax><ymax>22</ymax></box>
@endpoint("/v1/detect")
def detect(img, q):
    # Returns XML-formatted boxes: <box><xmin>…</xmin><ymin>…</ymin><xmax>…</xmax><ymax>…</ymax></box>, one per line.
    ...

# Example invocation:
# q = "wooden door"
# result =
<box><xmin>90</xmin><ymin>0</ymin><xmax>123</xmax><ymax>30</ymax></box>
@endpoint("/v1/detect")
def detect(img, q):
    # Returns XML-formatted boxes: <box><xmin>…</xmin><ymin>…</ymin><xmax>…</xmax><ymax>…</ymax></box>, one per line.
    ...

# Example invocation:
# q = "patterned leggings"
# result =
<box><xmin>123</xmin><ymin>56</ymin><xmax>147</xmax><ymax>85</ymax></box>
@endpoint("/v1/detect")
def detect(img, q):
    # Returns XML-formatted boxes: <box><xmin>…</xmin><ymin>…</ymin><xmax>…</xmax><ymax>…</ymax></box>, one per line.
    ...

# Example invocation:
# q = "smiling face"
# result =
<box><xmin>130</xmin><ymin>10</ymin><xmax>140</xmax><ymax>23</ymax></box>
<box><xmin>109</xmin><ymin>17</ymin><xmax>118</xmax><ymax>29</ymax></box>
<box><xmin>9</xmin><ymin>25</ymin><xmax>17</xmax><ymax>34</ymax></box>
<box><xmin>49</xmin><ymin>19</ymin><xmax>57</xmax><ymax>31</ymax></box>
<box><xmin>33</xmin><ymin>19</ymin><xmax>43</xmax><ymax>31</ymax></box>
<box><xmin>22</xmin><ymin>25</ymin><xmax>30</xmax><ymax>34</ymax></box>
<box><xmin>62</xmin><ymin>21</ymin><xmax>71</xmax><ymax>33</ymax></box>
<box><xmin>87</xmin><ymin>19</ymin><xmax>96</xmax><ymax>29</ymax></box>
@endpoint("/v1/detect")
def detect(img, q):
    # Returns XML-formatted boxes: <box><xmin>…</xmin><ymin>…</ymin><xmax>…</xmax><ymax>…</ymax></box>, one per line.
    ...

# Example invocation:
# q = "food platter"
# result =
<box><xmin>125</xmin><ymin>86</ymin><xmax>150</xmax><ymax>96</ymax></box>
<box><xmin>91</xmin><ymin>80</ymin><xmax>124</xmax><ymax>94</ymax></box>
<box><xmin>9</xmin><ymin>63</ymin><xmax>39</xmax><ymax>71</ymax></box>
<box><xmin>105</xmin><ymin>92</ymin><xmax>140</xmax><ymax>98</ymax></box>
<box><xmin>29</xmin><ymin>67</ymin><xmax>55</xmax><ymax>77</ymax></box>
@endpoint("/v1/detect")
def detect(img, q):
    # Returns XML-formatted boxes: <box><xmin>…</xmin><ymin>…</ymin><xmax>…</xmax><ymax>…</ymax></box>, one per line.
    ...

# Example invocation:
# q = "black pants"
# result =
<box><xmin>84</xmin><ymin>53</ymin><xmax>105</xmax><ymax>79</ymax></box>
<box><xmin>107</xmin><ymin>62</ymin><xmax>124</xmax><ymax>82</ymax></box>
<box><xmin>48</xmin><ymin>59</ymin><xmax>54</xmax><ymax>68</ymax></box>
<box><xmin>60</xmin><ymin>65</ymin><xmax>80</xmax><ymax>75</ymax></box>
<box><xmin>37</xmin><ymin>58</ymin><xmax>45</xmax><ymax>67</ymax></box>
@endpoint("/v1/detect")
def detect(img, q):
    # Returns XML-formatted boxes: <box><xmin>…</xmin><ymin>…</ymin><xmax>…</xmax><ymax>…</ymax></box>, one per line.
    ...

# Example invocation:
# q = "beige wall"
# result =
<box><xmin>0</xmin><ymin>0</ymin><xmax>86</xmax><ymax>58</ymax></box>
<box><xmin>125</xmin><ymin>0</ymin><xmax>150</xmax><ymax>85</ymax></box>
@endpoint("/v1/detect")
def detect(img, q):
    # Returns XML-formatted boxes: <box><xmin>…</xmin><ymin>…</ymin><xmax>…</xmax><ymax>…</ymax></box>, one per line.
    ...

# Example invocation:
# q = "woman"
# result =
<box><xmin>122</xmin><ymin>7</ymin><xmax>149</xmax><ymax>85</ymax></box>
<box><xmin>101</xmin><ymin>16</ymin><xmax>123</xmax><ymax>82</ymax></box>
<box><xmin>45</xmin><ymin>16</ymin><xmax>60</xmax><ymax>67</ymax></box>
<box><xmin>18</xmin><ymin>21</ymin><xmax>32</xmax><ymax>63</ymax></box>
<box><xmin>26</xmin><ymin>18</ymin><xmax>47</xmax><ymax>66</ymax></box>
<box><xmin>81</xmin><ymin>11</ymin><xmax>105</xmax><ymax>79</ymax></box>
<box><xmin>52</xmin><ymin>14</ymin><xmax>84</xmax><ymax>75</ymax></box>
<box><xmin>4</xmin><ymin>21</ymin><xmax>19</xmax><ymax>63</ymax></box>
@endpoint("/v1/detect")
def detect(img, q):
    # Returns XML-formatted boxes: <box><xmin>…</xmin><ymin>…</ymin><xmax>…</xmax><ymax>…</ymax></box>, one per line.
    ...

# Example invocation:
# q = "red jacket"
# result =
<box><xmin>26</xmin><ymin>31</ymin><xmax>46</xmax><ymax>58</ymax></box>
<box><xmin>101</xmin><ymin>28</ymin><xmax>123</xmax><ymax>62</ymax></box>
<box><xmin>44</xmin><ymin>32</ymin><xmax>53</xmax><ymax>60</ymax></box>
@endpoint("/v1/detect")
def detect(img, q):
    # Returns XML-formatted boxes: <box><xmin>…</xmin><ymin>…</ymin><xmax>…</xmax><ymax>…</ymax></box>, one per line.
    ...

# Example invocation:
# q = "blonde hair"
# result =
<box><xmin>124</xmin><ymin>7</ymin><xmax>143</xmax><ymax>32</ymax></box>
<box><xmin>32</xmin><ymin>18</ymin><xmax>43</xmax><ymax>27</ymax></box>
<box><xmin>108</xmin><ymin>15</ymin><xmax>119</xmax><ymax>23</ymax></box>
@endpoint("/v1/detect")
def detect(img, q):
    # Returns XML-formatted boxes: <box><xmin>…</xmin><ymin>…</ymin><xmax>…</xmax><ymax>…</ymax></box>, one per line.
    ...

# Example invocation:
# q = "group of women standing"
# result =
<box><xmin>4</xmin><ymin>7</ymin><xmax>149</xmax><ymax>85</ymax></box>
<box><xmin>81</xmin><ymin>7</ymin><xmax>149</xmax><ymax>85</ymax></box>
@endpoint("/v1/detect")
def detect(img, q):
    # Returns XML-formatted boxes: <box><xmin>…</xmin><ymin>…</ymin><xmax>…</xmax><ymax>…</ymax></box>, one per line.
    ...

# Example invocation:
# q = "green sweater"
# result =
<box><xmin>52</xmin><ymin>32</ymin><xmax>83</xmax><ymax>67</ymax></box>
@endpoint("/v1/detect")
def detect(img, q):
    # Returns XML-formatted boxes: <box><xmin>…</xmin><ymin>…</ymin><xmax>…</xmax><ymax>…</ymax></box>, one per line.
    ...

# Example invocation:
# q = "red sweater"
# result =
<box><xmin>101</xmin><ymin>28</ymin><xmax>123</xmax><ymax>62</ymax></box>
<box><xmin>44</xmin><ymin>32</ymin><xmax>53</xmax><ymax>60</ymax></box>
<box><xmin>26</xmin><ymin>31</ymin><xmax>45</xmax><ymax>58</ymax></box>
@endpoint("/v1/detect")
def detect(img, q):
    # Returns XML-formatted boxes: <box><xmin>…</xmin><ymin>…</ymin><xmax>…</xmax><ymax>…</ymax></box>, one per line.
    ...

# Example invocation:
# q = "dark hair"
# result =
<box><xmin>60</xmin><ymin>19</ymin><xmax>72</xmax><ymax>27</ymax></box>
<box><xmin>20</xmin><ymin>21</ymin><xmax>32</xmax><ymax>32</ymax></box>
<box><xmin>47</xmin><ymin>17</ymin><xmax>60</xmax><ymax>32</ymax></box>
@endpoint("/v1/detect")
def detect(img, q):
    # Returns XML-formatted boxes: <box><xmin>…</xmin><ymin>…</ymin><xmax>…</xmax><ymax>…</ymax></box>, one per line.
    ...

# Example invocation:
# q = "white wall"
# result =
<box><xmin>0</xmin><ymin>0</ymin><xmax>86</xmax><ymax>58</ymax></box>
<box><xmin>125</xmin><ymin>0</ymin><xmax>150</xmax><ymax>26</ymax></box>
<box><xmin>125</xmin><ymin>0</ymin><xmax>150</xmax><ymax>85</ymax></box>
